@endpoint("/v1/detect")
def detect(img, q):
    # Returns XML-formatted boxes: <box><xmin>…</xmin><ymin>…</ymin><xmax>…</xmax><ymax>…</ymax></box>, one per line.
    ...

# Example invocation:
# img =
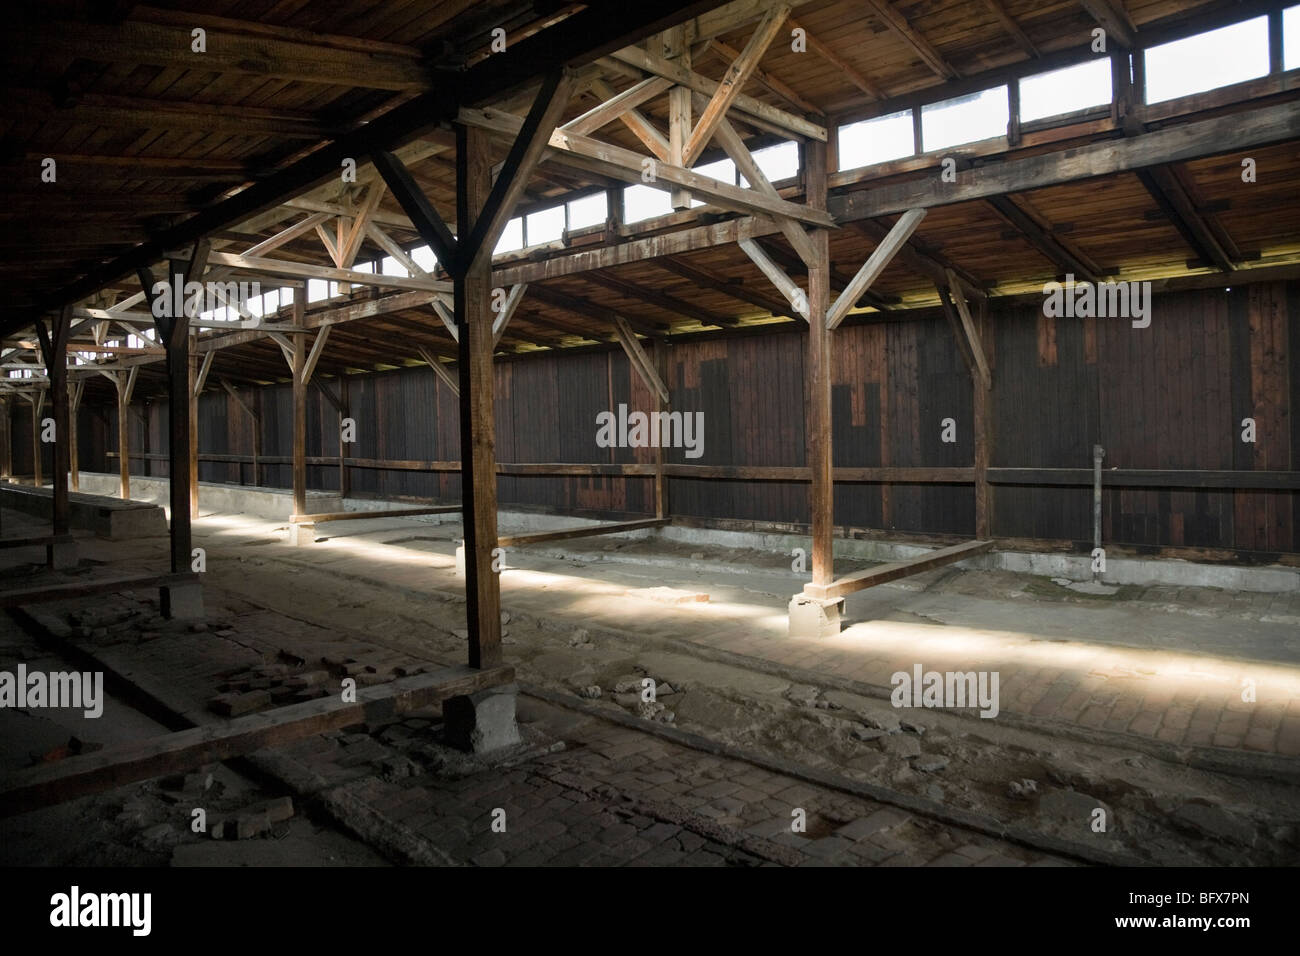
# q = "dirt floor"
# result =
<box><xmin>2</xmin><ymin>503</ymin><xmax>1298</xmax><ymax>866</ymax></box>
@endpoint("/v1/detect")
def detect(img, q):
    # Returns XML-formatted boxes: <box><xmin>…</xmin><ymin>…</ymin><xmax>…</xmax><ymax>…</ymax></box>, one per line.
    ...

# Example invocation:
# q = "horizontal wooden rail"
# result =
<box><xmin>0</xmin><ymin>571</ymin><xmax>198</xmax><ymax>609</ymax></box>
<box><xmin>291</xmin><ymin>506</ymin><xmax>461</xmax><ymax>523</ymax></box>
<box><xmin>102</xmin><ymin>455</ymin><xmax>1300</xmax><ymax>490</ymax></box>
<box><xmin>803</xmin><ymin>540</ymin><xmax>995</xmax><ymax>601</ymax></box>
<box><xmin>988</xmin><ymin>468</ymin><xmax>1300</xmax><ymax>490</ymax></box>
<box><xmin>0</xmin><ymin>533</ymin><xmax>75</xmax><ymax>550</ymax></box>
<box><xmin>497</xmin><ymin>517</ymin><xmax>668</xmax><ymax>548</ymax></box>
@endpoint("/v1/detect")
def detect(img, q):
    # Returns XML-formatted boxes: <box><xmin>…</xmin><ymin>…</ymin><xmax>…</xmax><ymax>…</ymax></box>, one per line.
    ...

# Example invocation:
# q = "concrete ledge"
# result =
<box><xmin>0</xmin><ymin>483</ymin><xmax>167</xmax><ymax>540</ymax></box>
<box><xmin>76</xmin><ymin>472</ymin><xmax>342</xmax><ymax>521</ymax></box>
<box><xmin>658</xmin><ymin>524</ymin><xmax>1300</xmax><ymax>595</ymax></box>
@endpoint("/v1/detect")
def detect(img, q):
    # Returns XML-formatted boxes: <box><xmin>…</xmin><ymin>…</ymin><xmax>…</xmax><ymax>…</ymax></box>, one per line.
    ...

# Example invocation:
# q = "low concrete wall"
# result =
<box><xmin>0</xmin><ymin>481</ymin><xmax>167</xmax><ymax>539</ymax></box>
<box><xmin>76</xmin><ymin>473</ymin><xmax>342</xmax><ymax>522</ymax></box>
<box><xmin>659</xmin><ymin>524</ymin><xmax>1300</xmax><ymax>595</ymax></box>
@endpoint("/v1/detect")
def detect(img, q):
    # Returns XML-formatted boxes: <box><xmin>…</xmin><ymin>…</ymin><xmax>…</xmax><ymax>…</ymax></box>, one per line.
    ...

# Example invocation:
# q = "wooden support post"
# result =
<box><xmin>0</xmin><ymin>397</ymin><xmax>11</xmax><ymax>480</ymax></box>
<box><xmin>38</xmin><ymin>309</ymin><xmax>72</xmax><ymax>538</ymax></box>
<box><xmin>653</xmin><ymin>339</ymin><xmax>670</xmax><ymax>520</ymax></box>
<box><xmin>339</xmin><ymin>375</ymin><xmax>350</xmax><ymax>499</ymax></box>
<box><xmin>165</xmin><ymin>333</ymin><xmax>190</xmax><ymax>572</ymax></box>
<box><xmin>253</xmin><ymin>389</ymin><xmax>262</xmax><ymax>487</ymax></box>
<box><xmin>116</xmin><ymin>372</ymin><xmax>133</xmax><ymax>499</ymax></box>
<box><xmin>974</xmin><ymin>297</ymin><xmax>993</xmax><ymax>539</ymax></box>
<box><xmin>458</xmin><ymin>123</ymin><xmax>503</xmax><ymax>670</ymax></box>
<box><xmin>30</xmin><ymin>392</ymin><xmax>43</xmax><ymax>489</ymax></box>
<box><xmin>164</xmin><ymin>322</ymin><xmax>191</xmax><ymax>573</ymax></box>
<box><xmin>805</xmin><ymin>138</ymin><xmax>833</xmax><ymax>590</ymax></box>
<box><xmin>187</xmin><ymin>334</ymin><xmax>199</xmax><ymax>518</ymax></box>
<box><xmin>665</xmin><ymin>26</ymin><xmax>692</xmax><ymax>210</ymax></box>
<box><xmin>68</xmin><ymin>381</ymin><xmax>83</xmax><ymax>492</ymax></box>
<box><xmin>292</xmin><ymin>285</ymin><xmax>307</xmax><ymax>521</ymax></box>
<box><xmin>140</xmin><ymin>238</ymin><xmax>207</xmax><ymax>576</ymax></box>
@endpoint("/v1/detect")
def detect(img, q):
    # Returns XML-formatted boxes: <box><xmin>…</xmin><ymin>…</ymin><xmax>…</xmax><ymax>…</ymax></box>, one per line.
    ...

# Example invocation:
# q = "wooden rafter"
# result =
<box><xmin>582</xmin><ymin>270</ymin><xmax>726</xmax><ymax>327</ymax></box>
<box><xmin>1136</xmin><ymin>166</ymin><xmax>1236</xmax><ymax>272</ymax></box>
<box><xmin>981</xmin><ymin>0</ymin><xmax>1039</xmax><ymax>58</ymax></box>
<box><xmin>786</xmin><ymin>17</ymin><xmax>884</xmax><ymax>100</ymax></box>
<box><xmin>703</xmin><ymin>106</ymin><xmax>816</xmax><ymax>265</ymax></box>
<box><xmin>10</xmin><ymin>19</ymin><xmax>431</xmax><ymax>91</ymax></box>
<box><xmin>569</xmin><ymin>76</ymin><xmax>674</xmax><ymax>136</ymax></box>
<box><xmin>684</xmin><ymin>4</ymin><xmax>791</xmax><ymax>166</ymax></box>
<box><xmin>587</xmin><ymin>78</ymin><xmax>672</xmax><ymax>162</ymax></box>
<box><xmin>608</xmin><ymin>44</ymin><xmax>826</xmax><ymax>141</ymax></box>
<box><xmin>706</xmin><ymin>38</ymin><xmax>821</xmax><ymax>114</ymax></box>
<box><xmin>462</xmin><ymin>71</ymin><xmax>576</xmax><ymax>273</ymax></box>
<box><xmin>1079</xmin><ymin>0</ymin><xmax>1138</xmax><ymax>49</ymax></box>
<box><xmin>986</xmin><ymin>195</ymin><xmax>1101</xmax><ymax>282</ymax></box>
<box><xmin>653</xmin><ymin>256</ymin><xmax>796</xmax><ymax>320</ymax></box>
<box><xmin>864</xmin><ymin>0</ymin><xmax>958</xmax><ymax>80</ymax></box>
<box><xmin>169</xmin><ymin>249</ymin><xmax>451</xmax><ymax>293</ymax></box>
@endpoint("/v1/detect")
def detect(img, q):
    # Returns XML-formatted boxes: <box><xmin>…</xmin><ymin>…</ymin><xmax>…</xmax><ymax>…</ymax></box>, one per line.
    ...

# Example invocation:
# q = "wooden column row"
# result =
<box><xmin>805</xmin><ymin>138</ymin><xmax>834</xmax><ymax>589</ymax></box>
<box><xmin>457</xmin><ymin>123</ymin><xmax>503</xmax><ymax>669</ymax></box>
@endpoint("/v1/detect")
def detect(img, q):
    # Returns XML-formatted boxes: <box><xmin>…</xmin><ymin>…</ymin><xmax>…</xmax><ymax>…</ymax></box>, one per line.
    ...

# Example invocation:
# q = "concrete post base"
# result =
<box><xmin>788</xmin><ymin>593</ymin><xmax>845</xmax><ymax>638</ymax></box>
<box><xmin>46</xmin><ymin>537</ymin><xmax>77</xmax><ymax>570</ymax></box>
<box><xmin>161</xmin><ymin>581</ymin><xmax>205</xmax><ymax>621</ymax></box>
<box><xmin>289</xmin><ymin>521</ymin><xmax>316</xmax><ymax>546</ymax></box>
<box><xmin>454</xmin><ymin>542</ymin><xmax>465</xmax><ymax>575</ymax></box>
<box><xmin>444</xmin><ymin>682</ymin><xmax>522</xmax><ymax>753</ymax></box>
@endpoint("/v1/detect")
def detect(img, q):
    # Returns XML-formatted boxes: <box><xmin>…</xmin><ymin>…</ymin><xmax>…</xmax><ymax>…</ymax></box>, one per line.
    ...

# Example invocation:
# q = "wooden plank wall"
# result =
<box><xmin>996</xmin><ymin>282</ymin><xmax>1297</xmax><ymax>553</ymax></box>
<box><xmin>52</xmin><ymin>281</ymin><xmax>1298</xmax><ymax>554</ymax></box>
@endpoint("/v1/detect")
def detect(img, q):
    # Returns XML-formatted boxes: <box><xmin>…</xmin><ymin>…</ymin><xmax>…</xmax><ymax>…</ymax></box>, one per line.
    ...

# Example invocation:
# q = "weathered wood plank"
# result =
<box><xmin>0</xmin><ymin>666</ymin><xmax>514</xmax><ymax>817</ymax></box>
<box><xmin>498</xmin><ymin>518</ymin><xmax>669</xmax><ymax>548</ymax></box>
<box><xmin>0</xmin><ymin>572</ymin><xmax>199</xmax><ymax>609</ymax></box>
<box><xmin>803</xmin><ymin>540</ymin><xmax>994</xmax><ymax>601</ymax></box>
<box><xmin>290</xmin><ymin>506</ymin><xmax>460</xmax><ymax>523</ymax></box>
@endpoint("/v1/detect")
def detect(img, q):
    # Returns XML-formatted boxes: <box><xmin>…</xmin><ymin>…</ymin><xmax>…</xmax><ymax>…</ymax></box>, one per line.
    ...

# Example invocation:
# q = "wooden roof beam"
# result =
<box><xmin>831</xmin><ymin>100</ymin><xmax>1300</xmax><ymax>219</ymax></box>
<box><xmin>582</xmin><ymin>269</ymin><xmax>732</xmax><ymax>327</ymax></box>
<box><xmin>653</xmin><ymin>256</ymin><xmax>798</xmax><ymax>320</ymax></box>
<box><xmin>706</xmin><ymin>38</ymin><xmax>822</xmax><ymax>114</ymax></box>
<box><xmin>864</xmin><ymin>0</ymin><xmax>958</xmax><ymax>80</ymax></box>
<box><xmin>526</xmin><ymin>284</ymin><xmax>670</xmax><ymax>335</ymax></box>
<box><xmin>986</xmin><ymin>195</ymin><xmax>1102</xmax><ymax>282</ymax></box>
<box><xmin>684</xmin><ymin>4</ymin><xmax>791</xmax><ymax>166</ymax></box>
<box><xmin>785</xmin><ymin>17</ymin><xmax>884</xmax><ymax>100</ymax></box>
<box><xmin>1079</xmin><ymin>0</ymin><xmax>1138</xmax><ymax>50</ymax></box>
<box><xmin>465</xmin><ymin>106</ymin><xmax>834</xmax><ymax>228</ymax></box>
<box><xmin>1136</xmin><ymin>166</ymin><xmax>1236</xmax><ymax>272</ymax></box>
<box><xmin>608</xmin><ymin>44</ymin><xmax>826</xmax><ymax>140</ymax></box>
<box><xmin>167</xmin><ymin>249</ymin><xmax>453</xmax><ymax>294</ymax></box>
<box><xmin>586</xmin><ymin>78</ymin><xmax>672</xmax><ymax>162</ymax></box>
<box><xmin>981</xmin><ymin>0</ymin><xmax>1039</xmax><ymax>59</ymax></box>
<box><xmin>9</xmin><ymin>19</ymin><xmax>432</xmax><ymax>90</ymax></box>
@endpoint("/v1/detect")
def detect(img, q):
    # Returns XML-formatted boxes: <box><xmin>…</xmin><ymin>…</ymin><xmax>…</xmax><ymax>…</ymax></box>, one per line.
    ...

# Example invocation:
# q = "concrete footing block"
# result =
<box><xmin>444</xmin><ymin>682</ymin><xmax>522</xmax><ymax>753</ymax></box>
<box><xmin>161</xmin><ymin>581</ymin><xmax>205</xmax><ymax>621</ymax></box>
<box><xmin>289</xmin><ymin>521</ymin><xmax>316</xmax><ymax>546</ymax></box>
<box><xmin>788</xmin><ymin>593</ymin><xmax>845</xmax><ymax>638</ymax></box>
<box><xmin>454</xmin><ymin>542</ymin><xmax>465</xmax><ymax>575</ymax></box>
<box><xmin>46</xmin><ymin>538</ymin><xmax>77</xmax><ymax>570</ymax></box>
